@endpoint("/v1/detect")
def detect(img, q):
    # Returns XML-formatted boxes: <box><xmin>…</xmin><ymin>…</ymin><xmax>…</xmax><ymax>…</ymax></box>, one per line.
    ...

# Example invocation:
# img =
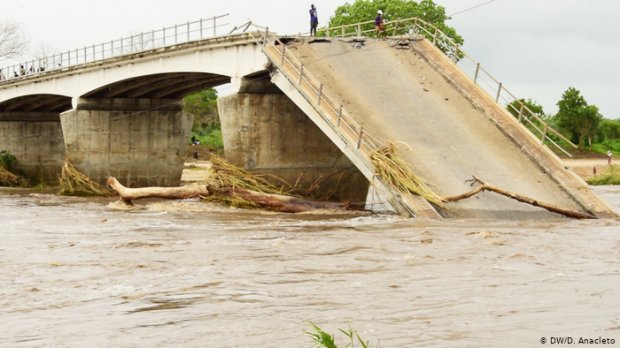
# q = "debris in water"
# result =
<box><xmin>58</xmin><ymin>159</ymin><xmax>114</xmax><ymax>197</ymax></box>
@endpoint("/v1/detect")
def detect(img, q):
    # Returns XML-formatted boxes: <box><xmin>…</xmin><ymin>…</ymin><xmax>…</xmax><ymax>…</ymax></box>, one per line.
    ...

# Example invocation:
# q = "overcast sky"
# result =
<box><xmin>3</xmin><ymin>0</ymin><xmax>619</xmax><ymax>118</ymax></box>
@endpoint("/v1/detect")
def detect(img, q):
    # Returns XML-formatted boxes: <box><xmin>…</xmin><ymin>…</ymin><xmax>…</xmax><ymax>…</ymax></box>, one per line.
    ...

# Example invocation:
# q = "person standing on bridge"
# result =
<box><xmin>375</xmin><ymin>10</ymin><xmax>386</xmax><ymax>38</ymax></box>
<box><xmin>309</xmin><ymin>4</ymin><xmax>319</xmax><ymax>36</ymax></box>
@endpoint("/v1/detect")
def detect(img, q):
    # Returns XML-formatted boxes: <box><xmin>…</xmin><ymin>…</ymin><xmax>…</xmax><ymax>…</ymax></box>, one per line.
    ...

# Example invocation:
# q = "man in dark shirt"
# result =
<box><xmin>310</xmin><ymin>4</ymin><xmax>319</xmax><ymax>36</ymax></box>
<box><xmin>375</xmin><ymin>10</ymin><xmax>385</xmax><ymax>38</ymax></box>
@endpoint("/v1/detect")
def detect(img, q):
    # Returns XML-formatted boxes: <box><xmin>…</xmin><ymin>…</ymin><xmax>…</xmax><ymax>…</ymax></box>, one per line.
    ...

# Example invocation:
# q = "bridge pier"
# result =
<box><xmin>60</xmin><ymin>98</ymin><xmax>193</xmax><ymax>187</ymax></box>
<box><xmin>218</xmin><ymin>80</ymin><xmax>369</xmax><ymax>203</ymax></box>
<box><xmin>0</xmin><ymin>113</ymin><xmax>65</xmax><ymax>184</ymax></box>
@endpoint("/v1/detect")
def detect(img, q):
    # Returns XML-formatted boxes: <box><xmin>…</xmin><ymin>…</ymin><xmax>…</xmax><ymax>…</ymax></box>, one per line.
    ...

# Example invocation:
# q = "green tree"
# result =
<box><xmin>506</xmin><ymin>98</ymin><xmax>545</xmax><ymax>120</ymax></box>
<box><xmin>596</xmin><ymin>118</ymin><xmax>620</xmax><ymax>142</ymax></box>
<box><xmin>183</xmin><ymin>88</ymin><xmax>224</xmax><ymax>151</ymax></box>
<box><xmin>554</xmin><ymin>87</ymin><xmax>602</xmax><ymax>148</ymax></box>
<box><xmin>183</xmin><ymin>88</ymin><xmax>220</xmax><ymax>131</ymax></box>
<box><xmin>327</xmin><ymin>0</ymin><xmax>463</xmax><ymax>46</ymax></box>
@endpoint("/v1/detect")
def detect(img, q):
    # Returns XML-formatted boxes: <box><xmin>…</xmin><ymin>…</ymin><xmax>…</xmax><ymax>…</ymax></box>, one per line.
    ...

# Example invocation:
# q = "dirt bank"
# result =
<box><xmin>563</xmin><ymin>158</ymin><xmax>618</xmax><ymax>180</ymax></box>
<box><xmin>181</xmin><ymin>161</ymin><xmax>211</xmax><ymax>184</ymax></box>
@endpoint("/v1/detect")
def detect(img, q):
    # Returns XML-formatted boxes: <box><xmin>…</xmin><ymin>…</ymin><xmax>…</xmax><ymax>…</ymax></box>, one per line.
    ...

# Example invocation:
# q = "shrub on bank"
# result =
<box><xmin>587</xmin><ymin>166</ymin><xmax>620</xmax><ymax>185</ymax></box>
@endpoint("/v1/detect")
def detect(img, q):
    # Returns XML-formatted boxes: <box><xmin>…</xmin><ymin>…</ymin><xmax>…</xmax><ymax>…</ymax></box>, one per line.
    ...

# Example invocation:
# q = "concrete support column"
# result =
<box><xmin>0</xmin><ymin>113</ymin><xmax>65</xmax><ymax>184</ymax></box>
<box><xmin>60</xmin><ymin>98</ymin><xmax>193</xmax><ymax>187</ymax></box>
<box><xmin>218</xmin><ymin>90</ymin><xmax>369</xmax><ymax>203</ymax></box>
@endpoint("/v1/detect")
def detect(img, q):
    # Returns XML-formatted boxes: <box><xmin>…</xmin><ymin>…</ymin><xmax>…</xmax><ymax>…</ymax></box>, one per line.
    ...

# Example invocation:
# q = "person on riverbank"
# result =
<box><xmin>375</xmin><ymin>10</ymin><xmax>386</xmax><ymax>38</ymax></box>
<box><xmin>309</xmin><ymin>4</ymin><xmax>319</xmax><ymax>36</ymax></box>
<box><xmin>608</xmin><ymin>149</ymin><xmax>613</xmax><ymax>165</ymax></box>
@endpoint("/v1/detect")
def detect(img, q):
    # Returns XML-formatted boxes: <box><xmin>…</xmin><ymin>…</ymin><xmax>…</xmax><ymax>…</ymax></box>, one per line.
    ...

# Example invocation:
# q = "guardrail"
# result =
<box><xmin>0</xmin><ymin>15</ymin><xmax>230</xmax><ymax>82</ymax></box>
<box><xmin>249</xmin><ymin>25</ymin><xmax>383</xmax><ymax>161</ymax></box>
<box><xmin>316</xmin><ymin>17</ymin><xmax>577</xmax><ymax>157</ymax></box>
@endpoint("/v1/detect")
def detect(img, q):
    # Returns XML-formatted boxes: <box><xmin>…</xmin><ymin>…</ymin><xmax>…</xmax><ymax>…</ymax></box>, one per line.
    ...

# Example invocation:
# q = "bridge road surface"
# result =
<box><xmin>288</xmin><ymin>38</ymin><xmax>586</xmax><ymax>219</ymax></box>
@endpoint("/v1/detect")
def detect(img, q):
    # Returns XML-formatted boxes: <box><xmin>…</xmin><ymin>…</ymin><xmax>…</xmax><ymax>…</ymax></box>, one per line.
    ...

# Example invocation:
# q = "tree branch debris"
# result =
<box><xmin>442</xmin><ymin>176</ymin><xmax>596</xmax><ymax>219</ymax></box>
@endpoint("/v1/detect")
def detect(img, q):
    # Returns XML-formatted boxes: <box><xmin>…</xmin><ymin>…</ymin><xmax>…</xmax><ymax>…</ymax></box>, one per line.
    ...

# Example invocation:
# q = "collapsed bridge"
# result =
<box><xmin>0</xmin><ymin>16</ymin><xmax>614</xmax><ymax>219</ymax></box>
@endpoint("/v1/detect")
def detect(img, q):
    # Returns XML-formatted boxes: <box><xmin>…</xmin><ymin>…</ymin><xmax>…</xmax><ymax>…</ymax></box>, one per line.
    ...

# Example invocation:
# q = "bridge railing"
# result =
<box><xmin>250</xmin><ymin>26</ymin><xmax>439</xmax><ymax>217</ymax></box>
<box><xmin>248</xmin><ymin>26</ymin><xmax>383</xmax><ymax>163</ymax></box>
<box><xmin>0</xmin><ymin>15</ymin><xmax>230</xmax><ymax>83</ymax></box>
<box><xmin>315</xmin><ymin>17</ymin><xmax>577</xmax><ymax>157</ymax></box>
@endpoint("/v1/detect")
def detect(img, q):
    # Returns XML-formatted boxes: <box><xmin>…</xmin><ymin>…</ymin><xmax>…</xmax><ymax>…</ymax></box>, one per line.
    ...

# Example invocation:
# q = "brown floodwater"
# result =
<box><xmin>1</xmin><ymin>187</ymin><xmax>619</xmax><ymax>347</ymax></box>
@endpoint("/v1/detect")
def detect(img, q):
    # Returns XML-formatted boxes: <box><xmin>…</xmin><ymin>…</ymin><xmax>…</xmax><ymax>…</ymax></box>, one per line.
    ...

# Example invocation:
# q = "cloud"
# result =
<box><xmin>440</xmin><ymin>0</ymin><xmax>620</xmax><ymax>117</ymax></box>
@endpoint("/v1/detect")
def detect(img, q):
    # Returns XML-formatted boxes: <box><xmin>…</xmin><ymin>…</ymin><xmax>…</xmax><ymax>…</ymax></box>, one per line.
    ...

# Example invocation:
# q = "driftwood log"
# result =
<box><xmin>107</xmin><ymin>177</ymin><xmax>208</xmax><ymax>202</ymax></box>
<box><xmin>442</xmin><ymin>176</ymin><xmax>596</xmax><ymax>219</ymax></box>
<box><xmin>107</xmin><ymin>177</ymin><xmax>346</xmax><ymax>213</ymax></box>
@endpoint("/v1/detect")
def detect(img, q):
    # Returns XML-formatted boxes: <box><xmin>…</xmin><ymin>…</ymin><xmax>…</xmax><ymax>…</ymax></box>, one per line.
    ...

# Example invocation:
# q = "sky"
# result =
<box><xmin>2</xmin><ymin>0</ymin><xmax>619</xmax><ymax>118</ymax></box>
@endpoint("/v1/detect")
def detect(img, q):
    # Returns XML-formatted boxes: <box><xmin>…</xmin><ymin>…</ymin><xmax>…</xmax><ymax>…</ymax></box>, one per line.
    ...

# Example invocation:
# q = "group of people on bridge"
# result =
<box><xmin>0</xmin><ymin>64</ymin><xmax>47</xmax><ymax>81</ymax></box>
<box><xmin>308</xmin><ymin>4</ymin><xmax>386</xmax><ymax>37</ymax></box>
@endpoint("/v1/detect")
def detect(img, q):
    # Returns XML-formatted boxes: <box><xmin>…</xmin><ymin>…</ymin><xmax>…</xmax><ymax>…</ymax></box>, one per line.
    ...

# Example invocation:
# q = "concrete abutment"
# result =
<box><xmin>0</xmin><ymin>113</ymin><xmax>65</xmax><ymax>184</ymax></box>
<box><xmin>60</xmin><ymin>98</ymin><xmax>193</xmax><ymax>187</ymax></box>
<box><xmin>218</xmin><ymin>82</ymin><xmax>369</xmax><ymax>204</ymax></box>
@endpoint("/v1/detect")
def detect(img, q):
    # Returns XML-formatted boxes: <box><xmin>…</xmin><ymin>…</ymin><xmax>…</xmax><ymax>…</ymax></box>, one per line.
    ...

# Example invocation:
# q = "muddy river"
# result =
<box><xmin>1</xmin><ymin>186</ymin><xmax>619</xmax><ymax>347</ymax></box>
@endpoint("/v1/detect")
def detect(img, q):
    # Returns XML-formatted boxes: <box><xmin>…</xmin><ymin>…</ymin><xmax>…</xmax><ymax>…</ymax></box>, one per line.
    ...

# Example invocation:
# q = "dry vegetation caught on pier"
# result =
<box><xmin>56</xmin><ymin>151</ymin><xmax>597</xmax><ymax>218</ymax></box>
<box><xmin>106</xmin><ymin>154</ymin><xmax>348</xmax><ymax>213</ymax></box>
<box><xmin>59</xmin><ymin>159</ymin><xmax>114</xmax><ymax>196</ymax></box>
<box><xmin>0</xmin><ymin>166</ymin><xmax>25</xmax><ymax>187</ymax></box>
<box><xmin>370</xmin><ymin>143</ymin><xmax>443</xmax><ymax>206</ymax></box>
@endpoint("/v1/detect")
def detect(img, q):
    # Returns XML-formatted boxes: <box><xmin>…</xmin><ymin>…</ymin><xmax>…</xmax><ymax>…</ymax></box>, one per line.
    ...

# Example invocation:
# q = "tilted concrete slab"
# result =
<box><xmin>282</xmin><ymin>37</ymin><xmax>616</xmax><ymax>219</ymax></box>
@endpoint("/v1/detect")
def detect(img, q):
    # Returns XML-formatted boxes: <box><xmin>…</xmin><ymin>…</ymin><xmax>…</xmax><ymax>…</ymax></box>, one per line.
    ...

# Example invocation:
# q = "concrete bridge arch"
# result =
<box><xmin>0</xmin><ymin>34</ymin><xmax>367</xmax><ymax>202</ymax></box>
<box><xmin>0</xmin><ymin>35</ymin><xmax>269</xmax><ymax>186</ymax></box>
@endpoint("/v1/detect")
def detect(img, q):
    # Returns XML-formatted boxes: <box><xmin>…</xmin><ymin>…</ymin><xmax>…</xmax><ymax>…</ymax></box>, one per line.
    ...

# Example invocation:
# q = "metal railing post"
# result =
<box><xmin>200</xmin><ymin>18</ymin><xmax>204</xmax><ymax>39</ymax></box>
<box><xmin>541</xmin><ymin>124</ymin><xmax>549</xmax><ymax>143</ymax></box>
<box><xmin>298</xmin><ymin>65</ymin><xmax>304</xmax><ymax>86</ymax></box>
<box><xmin>174</xmin><ymin>24</ymin><xmax>178</xmax><ymax>44</ymax></box>
<box><xmin>473</xmin><ymin>63</ymin><xmax>481</xmax><ymax>84</ymax></box>
<box><xmin>163</xmin><ymin>27</ymin><xmax>166</xmax><ymax>46</ymax></box>
<box><xmin>187</xmin><ymin>21</ymin><xmax>190</xmax><ymax>41</ymax></box>
<box><xmin>495</xmin><ymin>82</ymin><xmax>502</xmax><ymax>103</ymax></box>
<box><xmin>357</xmin><ymin>125</ymin><xmax>364</xmax><ymax>149</ymax></box>
<box><xmin>213</xmin><ymin>16</ymin><xmax>217</xmax><ymax>36</ymax></box>
<box><xmin>518</xmin><ymin>104</ymin><xmax>525</xmax><ymax>123</ymax></box>
<box><xmin>357</xmin><ymin>24</ymin><xmax>361</xmax><ymax>36</ymax></box>
<box><xmin>121</xmin><ymin>37</ymin><xmax>124</xmax><ymax>54</ymax></box>
<box><xmin>92</xmin><ymin>45</ymin><xmax>95</xmax><ymax>60</ymax></box>
<box><xmin>451</xmin><ymin>42</ymin><xmax>459</xmax><ymax>61</ymax></box>
<box><xmin>337</xmin><ymin>105</ymin><xmax>343</xmax><ymax>127</ymax></box>
<box><xmin>140</xmin><ymin>33</ymin><xmax>144</xmax><ymax>50</ymax></box>
<box><xmin>110</xmin><ymin>40</ymin><xmax>114</xmax><ymax>56</ymax></box>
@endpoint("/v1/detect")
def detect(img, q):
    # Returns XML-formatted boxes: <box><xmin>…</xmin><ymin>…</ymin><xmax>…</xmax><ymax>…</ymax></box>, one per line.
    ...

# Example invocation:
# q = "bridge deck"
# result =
<box><xmin>287</xmin><ymin>38</ymin><xmax>608</xmax><ymax>219</ymax></box>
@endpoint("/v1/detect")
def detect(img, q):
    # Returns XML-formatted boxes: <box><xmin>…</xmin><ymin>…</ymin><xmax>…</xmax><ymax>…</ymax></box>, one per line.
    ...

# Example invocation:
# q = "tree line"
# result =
<box><xmin>508</xmin><ymin>88</ymin><xmax>619</xmax><ymax>155</ymax></box>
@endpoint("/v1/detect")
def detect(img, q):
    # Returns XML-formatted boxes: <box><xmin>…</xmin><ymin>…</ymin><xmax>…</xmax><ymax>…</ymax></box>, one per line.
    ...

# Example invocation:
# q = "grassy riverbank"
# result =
<box><xmin>587</xmin><ymin>166</ymin><xmax>620</xmax><ymax>185</ymax></box>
